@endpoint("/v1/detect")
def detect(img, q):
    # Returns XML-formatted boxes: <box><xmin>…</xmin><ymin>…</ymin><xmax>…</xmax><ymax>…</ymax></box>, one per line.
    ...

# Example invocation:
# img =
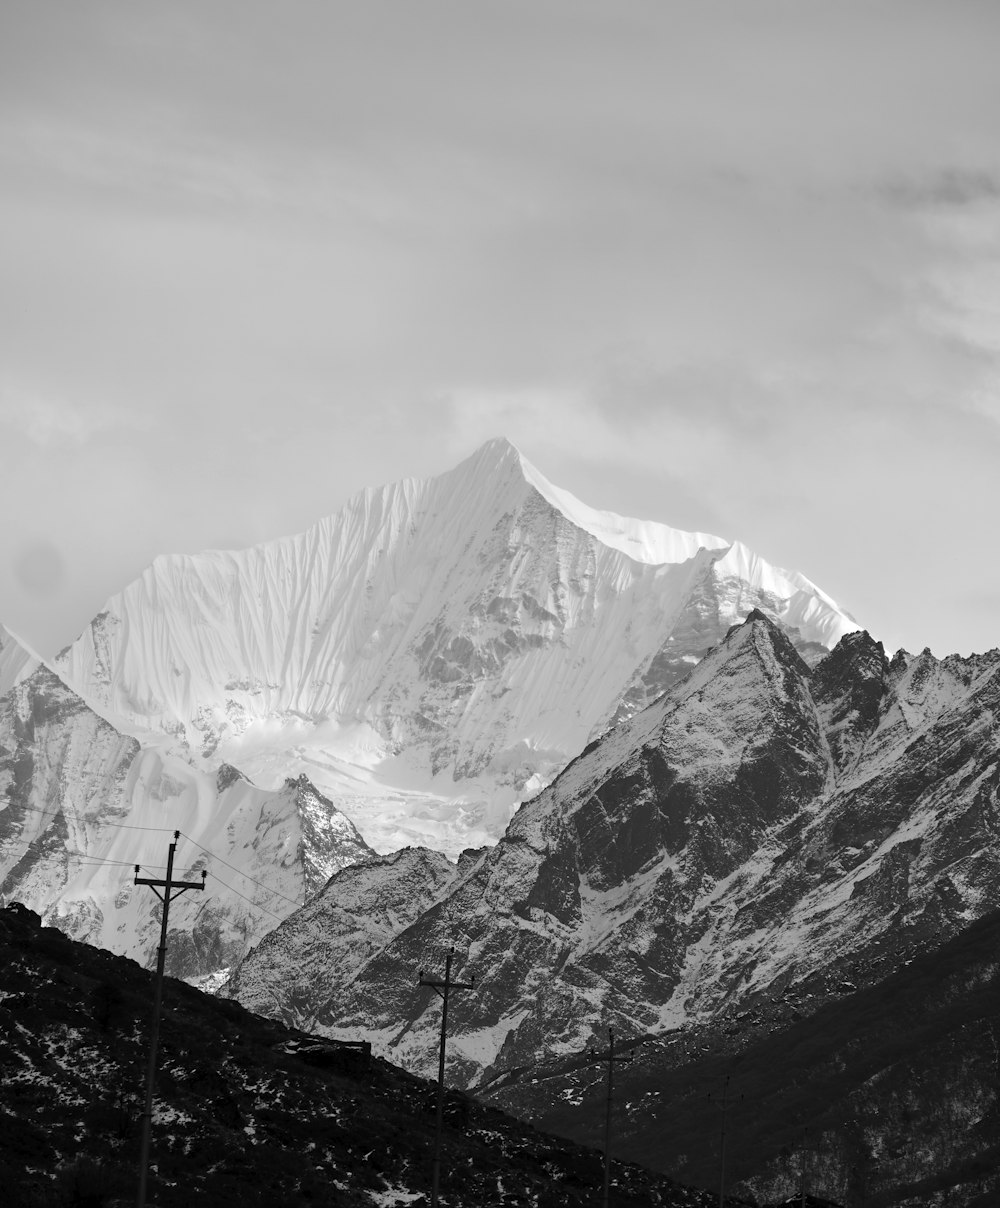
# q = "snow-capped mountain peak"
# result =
<box><xmin>49</xmin><ymin>439</ymin><xmax>858</xmax><ymax>858</ymax></box>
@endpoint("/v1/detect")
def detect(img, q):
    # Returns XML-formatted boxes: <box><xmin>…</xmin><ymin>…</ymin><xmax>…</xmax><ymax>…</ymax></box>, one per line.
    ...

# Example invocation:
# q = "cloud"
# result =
<box><xmin>0</xmin><ymin>383</ymin><xmax>149</xmax><ymax>446</ymax></box>
<box><xmin>1</xmin><ymin>0</ymin><xmax>999</xmax><ymax>659</ymax></box>
<box><xmin>883</xmin><ymin>169</ymin><xmax>1000</xmax><ymax>211</ymax></box>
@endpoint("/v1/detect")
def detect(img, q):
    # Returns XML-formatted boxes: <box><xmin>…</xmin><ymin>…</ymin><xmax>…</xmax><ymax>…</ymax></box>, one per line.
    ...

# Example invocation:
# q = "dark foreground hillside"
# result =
<box><xmin>0</xmin><ymin>901</ymin><xmax>750</xmax><ymax>1208</ymax></box>
<box><xmin>482</xmin><ymin>910</ymin><xmax>1000</xmax><ymax>1207</ymax></box>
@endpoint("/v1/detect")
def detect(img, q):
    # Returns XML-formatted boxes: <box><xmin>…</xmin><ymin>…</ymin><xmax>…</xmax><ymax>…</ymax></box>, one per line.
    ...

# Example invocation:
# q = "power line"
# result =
<box><xmin>73</xmin><ymin>861</ymin><xmax>157</xmax><ymax>871</ymax></box>
<box><xmin>101</xmin><ymin>820</ymin><xmax>179</xmax><ymax>834</ymax></box>
<box><xmin>206</xmin><ymin>872</ymin><xmax>287</xmax><ymax>923</ymax></box>
<box><xmin>8</xmin><ymin>808</ymin><xmax>301</xmax><ymax>915</ymax></box>
<box><xmin>65</xmin><ymin>852</ymin><xmax>165</xmax><ymax>868</ymax></box>
<box><xmin>11</xmin><ymin>802</ymin><xmax>179</xmax><ymax>834</ymax></box>
<box><xmin>177</xmin><ymin>831</ymin><xmax>303</xmax><ymax>908</ymax></box>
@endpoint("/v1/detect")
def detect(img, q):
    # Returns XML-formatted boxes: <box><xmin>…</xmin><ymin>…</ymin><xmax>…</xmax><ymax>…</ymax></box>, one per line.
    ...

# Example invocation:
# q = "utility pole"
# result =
<box><xmin>418</xmin><ymin>947</ymin><xmax>474</xmax><ymax>1208</ymax></box>
<box><xmin>718</xmin><ymin>1073</ymin><xmax>729</xmax><ymax>1208</ymax></box>
<box><xmin>587</xmin><ymin>1027</ymin><xmax>634</xmax><ymax>1208</ymax></box>
<box><xmin>710</xmin><ymin>1071</ymin><xmax>742</xmax><ymax>1208</ymax></box>
<box><xmin>134</xmin><ymin>831</ymin><xmax>206</xmax><ymax>1208</ymax></box>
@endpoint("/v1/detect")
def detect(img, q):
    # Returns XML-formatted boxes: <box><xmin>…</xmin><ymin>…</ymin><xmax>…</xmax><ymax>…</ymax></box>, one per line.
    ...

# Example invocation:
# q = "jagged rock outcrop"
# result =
<box><xmin>225</xmin><ymin>613</ymin><xmax>1000</xmax><ymax>1098</ymax></box>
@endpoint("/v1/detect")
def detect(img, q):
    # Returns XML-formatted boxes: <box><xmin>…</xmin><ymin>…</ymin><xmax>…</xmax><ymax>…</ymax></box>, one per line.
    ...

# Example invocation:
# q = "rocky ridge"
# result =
<box><xmin>0</xmin><ymin>900</ymin><xmax>735</xmax><ymax>1208</ymax></box>
<box><xmin>486</xmin><ymin>906</ymin><xmax>1000</xmax><ymax>1207</ymax></box>
<box><xmin>224</xmin><ymin>613</ymin><xmax>1000</xmax><ymax>1103</ymax></box>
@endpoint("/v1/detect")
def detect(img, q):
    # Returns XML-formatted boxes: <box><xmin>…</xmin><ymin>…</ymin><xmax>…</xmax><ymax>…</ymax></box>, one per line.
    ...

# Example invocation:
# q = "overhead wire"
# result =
<box><xmin>9</xmin><ymin>802</ymin><xmax>178</xmax><ymax>834</ymax></box>
<box><xmin>177</xmin><ymin>831</ymin><xmax>303</xmax><ymax>909</ymax></box>
<box><xmin>4</xmin><ymin>803</ymin><xmax>303</xmax><ymax>918</ymax></box>
<box><xmin>204</xmin><ymin>872</ymin><xmax>287</xmax><ymax>923</ymax></box>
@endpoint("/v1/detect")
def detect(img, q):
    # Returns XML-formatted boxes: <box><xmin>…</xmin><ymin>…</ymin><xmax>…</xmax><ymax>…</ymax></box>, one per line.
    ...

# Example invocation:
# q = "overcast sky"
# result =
<box><xmin>1</xmin><ymin>1</ymin><xmax>998</xmax><ymax>660</ymax></box>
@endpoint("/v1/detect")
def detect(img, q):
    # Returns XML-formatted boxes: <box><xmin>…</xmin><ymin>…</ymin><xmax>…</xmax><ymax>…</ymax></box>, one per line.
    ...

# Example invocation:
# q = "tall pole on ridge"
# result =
<box><xmin>419</xmin><ymin>947</ymin><xmax>475</xmax><ymax>1208</ymax></box>
<box><xmin>710</xmin><ymin>1070</ymin><xmax>742</xmax><ymax>1208</ymax></box>
<box><xmin>134</xmin><ymin>831</ymin><xmax>206</xmax><ymax>1208</ymax></box>
<box><xmin>588</xmin><ymin>1027</ymin><xmax>634</xmax><ymax>1208</ymax></box>
<box><xmin>718</xmin><ymin>1072</ymin><xmax>729</xmax><ymax>1208</ymax></box>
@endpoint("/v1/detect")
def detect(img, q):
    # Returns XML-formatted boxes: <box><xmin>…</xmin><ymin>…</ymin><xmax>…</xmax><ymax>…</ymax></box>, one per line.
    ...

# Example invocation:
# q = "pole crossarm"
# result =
<box><xmin>134</xmin><ymin>870</ymin><xmax>207</xmax><ymax>897</ymax></box>
<box><xmin>418</xmin><ymin>947</ymin><xmax>476</xmax><ymax>1208</ymax></box>
<box><xmin>419</xmin><ymin>972</ymin><xmax>475</xmax><ymax>999</ymax></box>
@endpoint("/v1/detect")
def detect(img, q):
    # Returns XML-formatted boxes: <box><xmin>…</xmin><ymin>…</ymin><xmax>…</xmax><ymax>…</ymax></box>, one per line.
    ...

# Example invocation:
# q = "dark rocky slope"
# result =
<box><xmin>482</xmin><ymin>906</ymin><xmax>1000</xmax><ymax>1207</ymax></box>
<box><xmin>227</xmin><ymin>614</ymin><xmax>1000</xmax><ymax>1099</ymax></box>
<box><xmin>0</xmin><ymin>900</ymin><xmax>748</xmax><ymax>1208</ymax></box>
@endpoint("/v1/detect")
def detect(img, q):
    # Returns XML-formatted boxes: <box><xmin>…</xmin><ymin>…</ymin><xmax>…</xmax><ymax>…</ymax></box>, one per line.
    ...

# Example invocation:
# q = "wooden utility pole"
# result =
<box><xmin>588</xmin><ymin>1027</ymin><xmax>634</xmax><ymax>1208</ymax></box>
<box><xmin>710</xmin><ymin>1071</ymin><xmax>742</xmax><ymax>1208</ymax></box>
<box><xmin>134</xmin><ymin>831</ymin><xmax>206</xmax><ymax>1208</ymax></box>
<box><xmin>718</xmin><ymin>1072</ymin><xmax>730</xmax><ymax>1208</ymax></box>
<box><xmin>418</xmin><ymin>947</ymin><xmax>475</xmax><ymax>1208</ymax></box>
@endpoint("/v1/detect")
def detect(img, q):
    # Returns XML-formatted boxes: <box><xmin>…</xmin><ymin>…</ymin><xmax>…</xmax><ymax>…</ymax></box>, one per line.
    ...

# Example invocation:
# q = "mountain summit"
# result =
<box><xmin>52</xmin><ymin>438</ymin><xmax>858</xmax><ymax>858</ymax></box>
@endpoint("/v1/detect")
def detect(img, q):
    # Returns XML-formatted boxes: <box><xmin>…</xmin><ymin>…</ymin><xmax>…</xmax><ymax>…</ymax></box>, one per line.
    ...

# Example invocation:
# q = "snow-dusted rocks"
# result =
<box><xmin>223</xmin><ymin>612</ymin><xmax>1000</xmax><ymax>1092</ymax></box>
<box><xmin>52</xmin><ymin>437</ymin><xmax>858</xmax><ymax>857</ymax></box>
<box><xmin>222</xmin><ymin>845</ymin><xmax>462</xmax><ymax>1030</ymax></box>
<box><xmin>0</xmin><ymin>664</ymin><xmax>139</xmax><ymax>949</ymax></box>
<box><xmin>0</xmin><ymin>663</ymin><xmax>373</xmax><ymax>976</ymax></box>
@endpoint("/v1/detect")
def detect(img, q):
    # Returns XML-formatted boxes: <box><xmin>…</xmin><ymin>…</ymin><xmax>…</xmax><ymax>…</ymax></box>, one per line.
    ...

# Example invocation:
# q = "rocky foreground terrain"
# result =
<box><xmin>1</xmin><ymin>899</ymin><xmax>790</xmax><ymax>1208</ymax></box>
<box><xmin>8</xmin><ymin>890</ymin><xmax>1000</xmax><ymax>1205</ymax></box>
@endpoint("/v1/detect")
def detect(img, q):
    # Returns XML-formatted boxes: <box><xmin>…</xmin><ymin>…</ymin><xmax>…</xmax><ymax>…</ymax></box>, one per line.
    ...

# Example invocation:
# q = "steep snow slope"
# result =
<box><xmin>225</xmin><ymin>614</ymin><xmax>1000</xmax><ymax>1092</ymax></box>
<box><xmin>0</xmin><ymin>663</ymin><xmax>373</xmax><ymax>976</ymax></box>
<box><xmin>54</xmin><ymin>438</ymin><xmax>858</xmax><ymax>857</ymax></box>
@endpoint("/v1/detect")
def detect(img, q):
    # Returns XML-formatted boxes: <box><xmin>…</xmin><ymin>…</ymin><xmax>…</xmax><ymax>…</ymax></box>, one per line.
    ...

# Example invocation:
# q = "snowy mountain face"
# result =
<box><xmin>3</xmin><ymin>438</ymin><xmax>857</xmax><ymax>979</ymax></box>
<box><xmin>224</xmin><ymin>613</ymin><xmax>1000</xmax><ymax>1098</ymax></box>
<box><xmin>52</xmin><ymin>437</ymin><xmax>857</xmax><ymax>858</ymax></box>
